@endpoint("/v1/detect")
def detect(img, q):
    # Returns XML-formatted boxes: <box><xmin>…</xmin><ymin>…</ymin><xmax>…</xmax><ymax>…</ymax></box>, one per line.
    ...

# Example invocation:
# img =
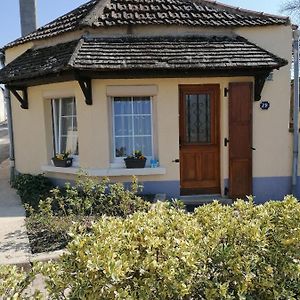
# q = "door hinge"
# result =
<box><xmin>224</xmin><ymin>87</ymin><xmax>229</xmax><ymax>97</ymax></box>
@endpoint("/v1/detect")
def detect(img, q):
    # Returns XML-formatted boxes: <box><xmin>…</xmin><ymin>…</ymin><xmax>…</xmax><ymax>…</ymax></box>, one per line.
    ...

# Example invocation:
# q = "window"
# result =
<box><xmin>52</xmin><ymin>98</ymin><xmax>79</xmax><ymax>158</ymax></box>
<box><xmin>112</xmin><ymin>96</ymin><xmax>153</xmax><ymax>162</ymax></box>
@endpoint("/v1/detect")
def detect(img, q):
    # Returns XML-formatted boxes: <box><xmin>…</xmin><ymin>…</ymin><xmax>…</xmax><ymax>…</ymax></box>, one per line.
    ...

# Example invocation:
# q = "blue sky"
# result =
<box><xmin>0</xmin><ymin>0</ymin><xmax>290</xmax><ymax>48</ymax></box>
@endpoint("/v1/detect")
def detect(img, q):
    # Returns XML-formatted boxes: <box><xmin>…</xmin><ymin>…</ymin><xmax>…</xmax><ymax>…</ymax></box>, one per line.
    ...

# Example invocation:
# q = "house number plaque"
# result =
<box><xmin>260</xmin><ymin>101</ymin><xmax>270</xmax><ymax>110</ymax></box>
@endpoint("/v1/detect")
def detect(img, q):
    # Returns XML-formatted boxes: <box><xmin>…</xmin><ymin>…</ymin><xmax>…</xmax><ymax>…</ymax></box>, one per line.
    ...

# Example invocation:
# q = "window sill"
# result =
<box><xmin>41</xmin><ymin>165</ymin><xmax>166</xmax><ymax>176</ymax></box>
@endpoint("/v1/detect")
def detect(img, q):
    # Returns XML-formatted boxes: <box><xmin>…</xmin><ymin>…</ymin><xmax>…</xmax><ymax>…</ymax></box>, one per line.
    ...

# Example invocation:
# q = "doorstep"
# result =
<box><xmin>41</xmin><ymin>165</ymin><xmax>166</xmax><ymax>177</ymax></box>
<box><xmin>180</xmin><ymin>195</ymin><xmax>233</xmax><ymax>205</ymax></box>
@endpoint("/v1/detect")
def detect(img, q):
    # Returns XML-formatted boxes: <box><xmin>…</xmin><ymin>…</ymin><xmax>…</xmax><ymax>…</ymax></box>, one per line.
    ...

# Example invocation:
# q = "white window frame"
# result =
<box><xmin>52</xmin><ymin>97</ymin><xmax>79</xmax><ymax>166</ymax></box>
<box><xmin>111</xmin><ymin>96</ymin><xmax>154</xmax><ymax>167</ymax></box>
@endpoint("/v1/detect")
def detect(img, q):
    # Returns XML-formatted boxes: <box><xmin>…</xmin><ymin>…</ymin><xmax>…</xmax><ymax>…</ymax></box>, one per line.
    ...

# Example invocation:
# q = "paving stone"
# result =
<box><xmin>0</xmin><ymin>160</ymin><xmax>31</xmax><ymax>267</ymax></box>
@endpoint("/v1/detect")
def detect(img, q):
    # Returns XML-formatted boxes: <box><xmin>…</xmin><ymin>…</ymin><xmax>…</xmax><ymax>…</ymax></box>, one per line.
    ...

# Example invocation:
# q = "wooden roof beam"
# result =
<box><xmin>254</xmin><ymin>72</ymin><xmax>270</xmax><ymax>101</ymax></box>
<box><xmin>7</xmin><ymin>87</ymin><xmax>28</xmax><ymax>109</ymax></box>
<box><xmin>77</xmin><ymin>77</ymin><xmax>92</xmax><ymax>105</ymax></box>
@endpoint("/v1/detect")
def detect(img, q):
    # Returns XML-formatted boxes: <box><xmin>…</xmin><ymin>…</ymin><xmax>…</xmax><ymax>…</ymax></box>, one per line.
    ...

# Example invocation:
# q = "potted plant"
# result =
<box><xmin>52</xmin><ymin>152</ymin><xmax>73</xmax><ymax>168</ymax></box>
<box><xmin>124</xmin><ymin>151</ymin><xmax>147</xmax><ymax>169</ymax></box>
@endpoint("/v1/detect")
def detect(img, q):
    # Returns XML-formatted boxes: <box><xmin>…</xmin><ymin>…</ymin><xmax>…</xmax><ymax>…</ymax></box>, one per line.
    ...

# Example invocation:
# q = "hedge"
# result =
<box><xmin>2</xmin><ymin>197</ymin><xmax>300</xmax><ymax>299</ymax></box>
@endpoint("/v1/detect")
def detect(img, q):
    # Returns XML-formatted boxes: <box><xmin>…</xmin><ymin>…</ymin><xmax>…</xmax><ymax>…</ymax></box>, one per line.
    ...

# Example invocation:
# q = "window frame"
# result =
<box><xmin>51</xmin><ymin>97</ymin><xmax>79</xmax><ymax>166</ymax></box>
<box><xmin>111</xmin><ymin>96</ymin><xmax>154</xmax><ymax>166</ymax></box>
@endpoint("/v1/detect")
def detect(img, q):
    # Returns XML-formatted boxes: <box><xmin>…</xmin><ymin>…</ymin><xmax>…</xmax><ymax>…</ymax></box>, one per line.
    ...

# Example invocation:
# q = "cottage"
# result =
<box><xmin>0</xmin><ymin>0</ymin><xmax>293</xmax><ymax>202</ymax></box>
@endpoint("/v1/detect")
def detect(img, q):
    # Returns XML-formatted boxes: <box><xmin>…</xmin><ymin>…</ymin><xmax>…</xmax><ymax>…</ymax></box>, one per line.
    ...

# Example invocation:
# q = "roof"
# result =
<box><xmin>6</xmin><ymin>0</ymin><xmax>289</xmax><ymax>49</ymax></box>
<box><xmin>0</xmin><ymin>35</ymin><xmax>288</xmax><ymax>85</ymax></box>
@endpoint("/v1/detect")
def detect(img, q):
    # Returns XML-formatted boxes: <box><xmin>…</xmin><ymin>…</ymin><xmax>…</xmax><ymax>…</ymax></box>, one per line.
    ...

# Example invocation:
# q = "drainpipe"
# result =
<box><xmin>0</xmin><ymin>50</ymin><xmax>15</xmax><ymax>183</ymax></box>
<box><xmin>292</xmin><ymin>29</ymin><xmax>300</xmax><ymax>196</ymax></box>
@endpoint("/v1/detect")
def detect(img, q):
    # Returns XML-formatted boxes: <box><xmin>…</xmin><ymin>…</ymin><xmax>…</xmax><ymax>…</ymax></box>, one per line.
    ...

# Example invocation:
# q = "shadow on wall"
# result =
<box><xmin>47</xmin><ymin>177</ymin><xmax>297</xmax><ymax>205</ymax></box>
<box><xmin>224</xmin><ymin>178</ymin><xmax>293</xmax><ymax>204</ymax></box>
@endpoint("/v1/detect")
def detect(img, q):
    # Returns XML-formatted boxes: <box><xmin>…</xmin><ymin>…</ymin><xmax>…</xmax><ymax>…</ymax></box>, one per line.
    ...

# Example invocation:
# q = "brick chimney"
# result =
<box><xmin>19</xmin><ymin>0</ymin><xmax>37</xmax><ymax>37</ymax></box>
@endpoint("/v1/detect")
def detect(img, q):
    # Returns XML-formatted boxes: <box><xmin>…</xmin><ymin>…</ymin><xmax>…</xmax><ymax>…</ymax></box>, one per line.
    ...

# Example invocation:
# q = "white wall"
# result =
<box><xmin>0</xmin><ymin>88</ymin><xmax>6</xmax><ymax>123</ymax></box>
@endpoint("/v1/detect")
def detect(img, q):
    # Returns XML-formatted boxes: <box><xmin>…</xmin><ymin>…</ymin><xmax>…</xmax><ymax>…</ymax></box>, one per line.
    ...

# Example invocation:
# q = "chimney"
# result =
<box><xmin>19</xmin><ymin>0</ymin><xmax>37</xmax><ymax>37</ymax></box>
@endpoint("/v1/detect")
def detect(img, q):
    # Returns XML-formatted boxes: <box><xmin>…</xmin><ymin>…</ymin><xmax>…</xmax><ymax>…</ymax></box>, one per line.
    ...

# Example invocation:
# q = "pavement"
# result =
<box><xmin>0</xmin><ymin>124</ymin><xmax>31</xmax><ymax>266</ymax></box>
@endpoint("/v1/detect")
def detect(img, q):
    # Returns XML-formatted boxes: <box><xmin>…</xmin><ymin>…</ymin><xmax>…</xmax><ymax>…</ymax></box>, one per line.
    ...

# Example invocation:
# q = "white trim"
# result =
<box><xmin>41</xmin><ymin>165</ymin><xmax>166</xmax><ymax>176</ymax></box>
<box><xmin>107</xmin><ymin>85</ymin><xmax>158</xmax><ymax>97</ymax></box>
<box><xmin>43</xmin><ymin>89</ymin><xmax>75</xmax><ymax>99</ymax></box>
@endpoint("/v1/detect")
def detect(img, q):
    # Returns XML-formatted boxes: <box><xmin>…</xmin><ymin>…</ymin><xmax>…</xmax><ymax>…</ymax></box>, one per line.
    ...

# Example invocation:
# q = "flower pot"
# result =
<box><xmin>52</xmin><ymin>157</ymin><xmax>73</xmax><ymax>168</ymax></box>
<box><xmin>124</xmin><ymin>158</ymin><xmax>147</xmax><ymax>169</ymax></box>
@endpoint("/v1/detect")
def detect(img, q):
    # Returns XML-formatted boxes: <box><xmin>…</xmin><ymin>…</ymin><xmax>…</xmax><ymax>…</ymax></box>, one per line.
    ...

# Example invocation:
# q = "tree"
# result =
<box><xmin>281</xmin><ymin>0</ymin><xmax>300</xmax><ymax>20</ymax></box>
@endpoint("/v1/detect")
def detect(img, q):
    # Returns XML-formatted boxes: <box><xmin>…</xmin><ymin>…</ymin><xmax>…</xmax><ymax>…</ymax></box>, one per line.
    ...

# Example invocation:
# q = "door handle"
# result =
<box><xmin>224</xmin><ymin>138</ymin><xmax>229</xmax><ymax>147</ymax></box>
<box><xmin>172</xmin><ymin>159</ymin><xmax>180</xmax><ymax>163</ymax></box>
<box><xmin>251</xmin><ymin>147</ymin><xmax>256</xmax><ymax>151</ymax></box>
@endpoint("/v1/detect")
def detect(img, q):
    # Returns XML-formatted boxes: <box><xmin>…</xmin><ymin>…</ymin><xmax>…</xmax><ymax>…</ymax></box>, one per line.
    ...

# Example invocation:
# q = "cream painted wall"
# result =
<box><xmin>236</xmin><ymin>26</ymin><xmax>293</xmax><ymax>177</ymax></box>
<box><xmin>5</xmin><ymin>42</ymin><xmax>34</xmax><ymax>65</ymax></box>
<box><xmin>5</xmin><ymin>22</ymin><xmax>293</xmax><ymax>192</ymax></box>
<box><xmin>11</xmin><ymin>76</ymin><xmax>254</xmax><ymax>195</ymax></box>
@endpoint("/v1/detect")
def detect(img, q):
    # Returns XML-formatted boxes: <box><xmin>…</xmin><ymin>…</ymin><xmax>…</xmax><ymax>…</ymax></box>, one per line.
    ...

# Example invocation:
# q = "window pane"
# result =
<box><xmin>60</xmin><ymin>137</ymin><xmax>67</xmax><ymax>154</ymax></box>
<box><xmin>114</xmin><ymin>97</ymin><xmax>132</xmax><ymax>115</ymax></box>
<box><xmin>134</xmin><ymin>116</ymin><xmax>152</xmax><ymax>135</ymax></box>
<box><xmin>185</xmin><ymin>94</ymin><xmax>211</xmax><ymax>144</ymax></box>
<box><xmin>115</xmin><ymin>137</ymin><xmax>133</xmax><ymax>157</ymax></box>
<box><xmin>60</xmin><ymin>135</ymin><xmax>78</xmax><ymax>155</ymax></box>
<box><xmin>133</xmin><ymin>97</ymin><xmax>151</xmax><ymax>114</ymax></box>
<box><xmin>134</xmin><ymin>136</ymin><xmax>152</xmax><ymax>156</ymax></box>
<box><xmin>73</xmin><ymin>117</ymin><xmax>77</xmax><ymax>131</ymax></box>
<box><xmin>114</xmin><ymin>116</ymin><xmax>133</xmax><ymax>136</ymax></box>
<box><xmin>61</xmin><ymin>117</ymin><xmax>73</xmax><ymax>136</ymax></box>
<box><xmin>61</xmin><ymin>98</ymin><xmax>75</xmax><ymax>116</ymax></box>
<box><xmin>113</xmin><ymin>96</ymin><xmax>153</xmax><ymax>160</ymax></box>
<box><xmin>52</xmin><ymin>98</ymin><xmax>79</xmax><ymax>156</ymax></box>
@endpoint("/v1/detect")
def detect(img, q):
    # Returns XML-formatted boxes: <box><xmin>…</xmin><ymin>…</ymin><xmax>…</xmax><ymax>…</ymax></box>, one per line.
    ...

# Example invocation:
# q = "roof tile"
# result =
<box><xmin>0</xmin><ymin>35</ymin><xmax>288</xmax><ymax>84</ymax></box>
<box><xmin>5</xmin><ymin>0</ymin><xmax>289</xmax><ymax>49</ymax></box>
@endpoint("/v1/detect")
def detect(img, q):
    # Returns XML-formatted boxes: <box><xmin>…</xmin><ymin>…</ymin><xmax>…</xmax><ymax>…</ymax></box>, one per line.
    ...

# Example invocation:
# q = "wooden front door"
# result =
<box><xmin>229</xmin><ymin>82</ymin><xmax>253</xmax><ymax>199</ymax></box>
<box><xmin>179</xmin><ymin>85</ymin><xmax>220</xmax><ymax>195</ymax></box>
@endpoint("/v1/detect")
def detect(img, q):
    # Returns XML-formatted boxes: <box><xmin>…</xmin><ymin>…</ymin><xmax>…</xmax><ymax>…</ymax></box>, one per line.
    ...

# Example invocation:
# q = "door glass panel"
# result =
<box><xmin>185</xmin><ymin>94</ymin><xmax>211</xmax><ymax>144</ymax></box>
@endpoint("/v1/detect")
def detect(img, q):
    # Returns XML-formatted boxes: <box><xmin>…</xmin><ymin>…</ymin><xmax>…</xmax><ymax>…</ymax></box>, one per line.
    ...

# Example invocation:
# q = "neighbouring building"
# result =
<box><xmin>0</xmin><ymin>0</ymin><xmax>294</xmax><ymax>202</ymax></box>
<box><xmin>0</xmin><ymin>87</ymin><xmax>6</xmax><ymax>123</ymax></box>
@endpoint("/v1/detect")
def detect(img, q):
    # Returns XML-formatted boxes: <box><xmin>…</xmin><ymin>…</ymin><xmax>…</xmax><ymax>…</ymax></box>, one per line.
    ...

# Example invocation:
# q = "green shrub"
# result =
<box><xmin>39</xmin><ymin>197</ymin><xmax>300</xmax><ymax>299</ymax></box>
<box><xmin>6</xmin><ymin>197</ymin><xmax>300</xmax><ymax>299</ymax></box>
<box><xmin>40</xmin><ymin>203</ymin><xmax>201</xmax><ymax>299</ymax></box>
<box><xmin>12</xmin><ymin>173</ymin><xmax>53</xmax><ymax>210</ymax></box>
<box><xmin>192</xmin><ymin>196</ymin><xmax>300</xmax><ymax>299</ymax></box>
<box><xmin>25</xmin><ymin>174</ymin><xmax>150</xmax><ymax>253</ymax></box>
<box><xmin>41</xmin><ymin>173</ymin><xmax>150</xmax><ymax>217</ymax></box>
<box><xmin>0</xmin><ymin>265</ymin><xmax>42</xmax><ymax>299</ymax></box>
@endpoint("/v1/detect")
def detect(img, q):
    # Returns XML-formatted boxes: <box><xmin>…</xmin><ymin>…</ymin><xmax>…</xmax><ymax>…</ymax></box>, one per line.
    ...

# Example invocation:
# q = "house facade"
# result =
<box><xmin>0</xmin><ymin>87</ymin><xmax>5</xmax><ymax>123</ymax></box>
<box><xmin>0</xmin><ymin>0</ymin><xmax>293</xmax><ymax>202</ymax></box>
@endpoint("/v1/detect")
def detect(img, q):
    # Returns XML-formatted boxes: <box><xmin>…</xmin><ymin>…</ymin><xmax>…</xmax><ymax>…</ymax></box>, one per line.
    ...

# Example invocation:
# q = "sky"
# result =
<box><xmin>0</xmin><ymin>0</ymin><xmax>291</xmax><ymax>48</ymax></box>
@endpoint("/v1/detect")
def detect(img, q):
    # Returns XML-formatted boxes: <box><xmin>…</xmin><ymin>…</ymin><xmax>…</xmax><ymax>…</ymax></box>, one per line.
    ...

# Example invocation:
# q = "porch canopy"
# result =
<box><xmin>0</xmin><ymin>35</ymin><xmax>288</xmax><ymax>108</ymax></box>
